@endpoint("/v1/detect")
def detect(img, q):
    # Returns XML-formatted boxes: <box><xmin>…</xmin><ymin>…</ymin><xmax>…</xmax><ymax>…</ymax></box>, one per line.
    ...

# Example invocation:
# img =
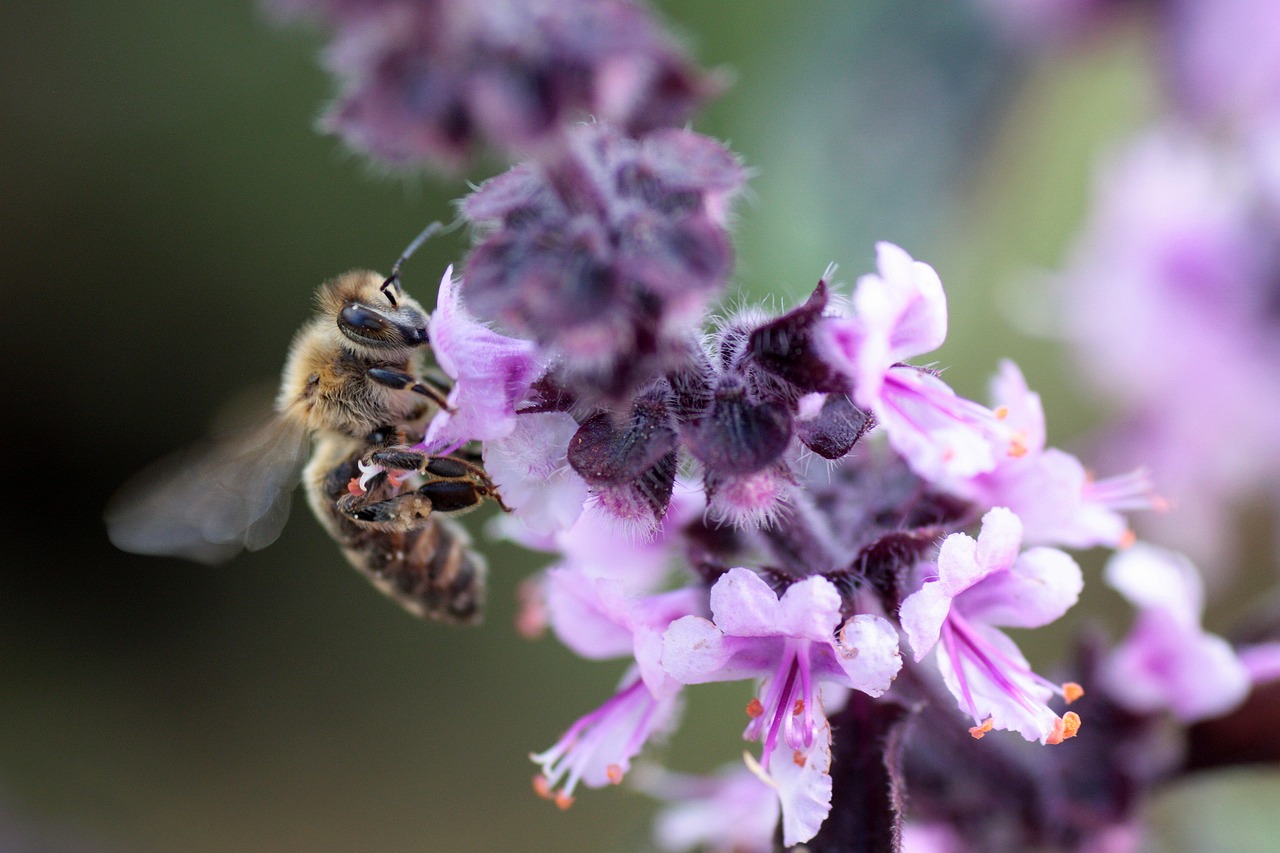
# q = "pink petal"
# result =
<box><xmin>709</xmin><ymin>568</ymin><xmax>784</xmax><ymax>638</ymax></box>
<box><xmin>1104</xmin><ymin>543</ymin><xmax>1204</xmax><ymax>627</ymax></box>
<box><xmin>959</xmin><ymin>546</ymin><xmax>1082</xmax><ymax>630</ymax></box>
<box><xmin>775</xmin><ymin>577</ymin><xmax>844</xmax><ymax>642</ymax></box>
<box><xmin>769</xmin><ymin>714</ymin><xmax>833</xmax><ymax>846</ymax></box>
<box><xmin>899</xmin><ymin>576</ymin><xmax>953</xmax><ymax>661</ymax></box>
<box><xmin>833</xmin><ymin>614</ymin><xmax>903</xmax><ymax>696</ymax></box>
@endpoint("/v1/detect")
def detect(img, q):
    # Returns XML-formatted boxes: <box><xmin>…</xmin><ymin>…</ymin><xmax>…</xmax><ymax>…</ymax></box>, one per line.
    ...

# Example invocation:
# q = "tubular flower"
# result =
<box><xmin>900</xmin><ymin>507</ymin><xmax>1084</xmax><ymax>743</ymax></box>
<box><xmin>530</xmin><ymin>571</ymin><xmax>702</xmax><ymax>805</ymax></box>
<box><xmin>817</xmin><ymin>242</ymin><xmax>1013</xmax><ymax>482</ymax></box>
<box><xmin>1101</xmin><ymin>543</ymin><xmax>1250</xmax><ymax>722</ymax></box>
<box><xmin>661</xmin><ymin>568</ymin><xmax>901</xmax><ymax>844</ymax></box>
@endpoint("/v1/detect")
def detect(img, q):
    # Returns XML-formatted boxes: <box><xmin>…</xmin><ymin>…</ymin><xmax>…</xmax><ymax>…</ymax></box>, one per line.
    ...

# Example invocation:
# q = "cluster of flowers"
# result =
<box><xmin>279</xmin><ymin>0</ymin><xmax>1280</xmax><ymax>849</ymax></box>
<box><xmin>359</xmin><ymin>124</ymin><xmax>1191</xmax><ymax>842</ymax></box>
<box><xmin>983</xmin><ymin>0</ymin><xmax>1280</xmax><ymax>571</ymax></box>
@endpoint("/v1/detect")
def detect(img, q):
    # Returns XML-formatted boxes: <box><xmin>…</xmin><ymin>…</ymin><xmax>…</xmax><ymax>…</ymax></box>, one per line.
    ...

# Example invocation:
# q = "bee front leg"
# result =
<box><xmin>366</xmin><ymin>367</ymin><xmax>453</xmax><ymax>411</ymax></box>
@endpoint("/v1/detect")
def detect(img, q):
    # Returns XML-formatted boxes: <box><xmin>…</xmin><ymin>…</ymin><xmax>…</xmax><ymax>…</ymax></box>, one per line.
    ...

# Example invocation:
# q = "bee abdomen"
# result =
<box><xmin>356</xmin><ymin>516</ymin><xmax>487</xmax><ymax>625</ymax></box>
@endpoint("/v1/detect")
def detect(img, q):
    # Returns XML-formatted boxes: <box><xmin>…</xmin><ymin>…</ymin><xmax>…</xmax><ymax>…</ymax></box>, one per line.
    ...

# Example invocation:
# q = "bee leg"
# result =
<box><xmin>367</xmin><ymin>367</ymin><xmax>453</xmax><ymax>411</ymax></box>
<box><xmin>345</xmin><ymin>479</ymin><xmax>489</xmax><ymax>526</ymax></box>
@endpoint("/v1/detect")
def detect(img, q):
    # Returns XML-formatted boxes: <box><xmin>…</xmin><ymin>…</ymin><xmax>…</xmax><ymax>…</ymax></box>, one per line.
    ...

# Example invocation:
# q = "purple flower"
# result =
<box><xmin>661</xmin><ymin>568</ymin><xmax>901</xmax><ymax>843</ymax></box>
<box><xmin>460</xmin><ymin>123</ymin><xmax>745</xmax><ymax>400</ymax></box>
<box><xmin>1057</xmin><ymin>128</ymin><xmax>1280</xmax><ymax>567</ymax></box>
<box><xmin>275</xmin><ymin>0</ymin><xmax>715</xmax><ymax>170</ymax></box>
<box><xmin>639</xmin><ymin>764</ymin><xmax>779</xmax><ymax>853</ymax></box>
<box><xmin>530</xmin><ymin>570</ymin><xmax>703</xmax><ymax>806</ymax></box>
<box><xmin>900</xmin><ymin>507</ymin><xmax>1084</xmax><ymax>743</ymax></box>
<box><xmin>818</xmin><ymin>243</ymin><xmax>1012</xmax><ymax>483</ymax></box>
<box><xmin>1167</xmin><ymin>0</ymin><xmax>1280</xmax><ymax>131</ymax></box>
<box><xmin>482</xmin><ymin>411</ymin><xmax>590</xmax><ymax>534</ymax></box>
<box><xmin>422</xmin><ymin>266</ymin><xmax>544</xmax><ymax>450</ymax></box>
<box><xmin>957</xmin><ymin>360</ymin><xmax>1157</xmax><ymax>549</ymax></box>
<box><xmin>1101</xmin><ymin>543</ymin><xmax>1250</xmax><ymax>722</ymax></box>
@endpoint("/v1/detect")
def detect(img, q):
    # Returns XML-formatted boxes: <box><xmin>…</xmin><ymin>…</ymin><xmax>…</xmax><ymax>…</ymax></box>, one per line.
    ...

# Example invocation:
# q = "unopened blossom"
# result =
<box><xmin>818</xmin><ymin>242</ymin><xmax>1012</xmax><ymax>482</ymax></box>
<box><xmin>900</xmin><ymin>507</ymin><xmax>1084</xmax><ymax>743</ymax></box>
<box><xmin>461</xmin><ymin>123</ymin><xmax>744</xmax><ymax>400</ymax></box>
<box><xmin>274</xmin><ymin>0</ymin><xmax>715</xmax><ymax>170</ymax></box>
<box><xmin>1102</xmin><ymin>543</ymin><xmax>1250</xmax><ymax>722</ymax></box>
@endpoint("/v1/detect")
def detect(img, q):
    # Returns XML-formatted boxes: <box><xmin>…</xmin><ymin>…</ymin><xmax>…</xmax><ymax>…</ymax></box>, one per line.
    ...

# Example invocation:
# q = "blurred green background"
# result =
<box><xmin>2</xmin><ymin>1</ymin><xmax>1277</xmax><ymax>850</ymax></box>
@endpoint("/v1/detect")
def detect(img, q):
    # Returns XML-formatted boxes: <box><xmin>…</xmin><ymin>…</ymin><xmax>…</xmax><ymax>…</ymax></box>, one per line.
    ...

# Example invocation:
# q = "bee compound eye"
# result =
<box><xmin>339</xmin><ymin>303</ymin><xmax>390</xmax><ymax>335</ymax></box>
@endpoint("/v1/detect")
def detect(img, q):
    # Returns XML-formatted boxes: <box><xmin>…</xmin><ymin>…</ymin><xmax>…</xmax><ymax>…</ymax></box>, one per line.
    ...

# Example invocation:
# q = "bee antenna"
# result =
<box><xmin>380</xmin><ymin>218</ymin><xmax>463</xmax><ymax>306</ymax></box>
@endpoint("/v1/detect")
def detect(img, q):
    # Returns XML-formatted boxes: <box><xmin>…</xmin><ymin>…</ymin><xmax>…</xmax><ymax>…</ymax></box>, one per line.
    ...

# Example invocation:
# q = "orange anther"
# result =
<box><xmin>792</xmin><ymin>699</ymin><xmax>805</xmax><ymax>716</ymax></box>
<box><xmin>968</xmin><ymin>718</ymin><xmax>994</xmax><ymax>739</ymax></box>
<box><xmin>1062</xmin><ymin>712</ymin><xmax>1081</xmax><ymax>740</ymax></box>
<box><xmin>1119</xmin><ymin>529</ymin><xmax>1137</xmax><ymax>549</ymax></box>
<box><xmin>1062</xmin><ymin>682</ymin><xmax>1085</xmax><ymax>704</ymax></box>
<box><xmin>793</xmin><ymin>750</ymin><xmax>807</xmax><ymax>768</ymax></box>
<box><xmin>533</xmin><ymin>775</ymin><xmax>554</xmax><ymax>800</ymax></box>
<box><xmin>994</xmin><ymin>405</ymin><xmax>1010</xmax><ymax>420</ymax></box>
<box><xmin>746</xmin><ymin>698</ymin><xmax>764</xmax><ymax>718</ymax></box>
<box><xmin>606</xmin><ymin>765</ymin><xmax>624</xmax><ymax>785</ymax></box>
<box><xmin>555</xmin><ymin>792</ymin><xmax>575</xmax><ymax>810</ymax></box>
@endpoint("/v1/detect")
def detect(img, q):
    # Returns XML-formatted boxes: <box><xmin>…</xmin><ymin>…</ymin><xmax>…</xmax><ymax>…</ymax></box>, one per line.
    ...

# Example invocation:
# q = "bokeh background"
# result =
<box><xmin>2</xmin><ymin>1</ymin><xmax>1277</xmax><ymax>850</ymax></box>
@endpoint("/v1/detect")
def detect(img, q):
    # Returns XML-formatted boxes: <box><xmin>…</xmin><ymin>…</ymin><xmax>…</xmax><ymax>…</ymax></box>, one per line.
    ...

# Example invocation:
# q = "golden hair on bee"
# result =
<box><xmin>105</xmin><ymin>221</ymin><xmax>503</xmax><ymax>624</ymax></box>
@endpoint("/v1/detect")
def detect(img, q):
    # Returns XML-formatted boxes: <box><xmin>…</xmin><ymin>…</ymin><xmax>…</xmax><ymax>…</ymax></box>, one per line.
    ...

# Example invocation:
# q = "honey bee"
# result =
<box><xmin>105</xmin><ymin>226</ymin><xmax>502</xmax><ymax>624</ymax></box>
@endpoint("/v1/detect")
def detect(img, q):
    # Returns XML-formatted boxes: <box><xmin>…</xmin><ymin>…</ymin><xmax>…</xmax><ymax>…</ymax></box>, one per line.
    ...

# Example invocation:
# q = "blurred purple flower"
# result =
<box><xmin>638</xmin><ymin>763</ymin><xmax>779</xmax><ymax>853</ymax></box>
<box><xmin>1058</xmin><ymin>127</ymin><xmax>1280</xmax><ymax>567</ymax></box>
<box><xmin>273</xmin><ymin>0</ymin><xmax>716</xmax><ymax>170</ymax></box>
<box><xmin>1101</xmin><ymin>542</ymin><xmax>1251</xmax><ymax>722</ymax></box>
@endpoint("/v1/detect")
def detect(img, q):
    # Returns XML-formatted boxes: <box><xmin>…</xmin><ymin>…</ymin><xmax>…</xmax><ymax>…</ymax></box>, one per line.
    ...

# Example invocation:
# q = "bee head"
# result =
<box><xmin>319</xmin><ymin>271</ymin><xmax>430</xmax><ymax>353</ymax></box>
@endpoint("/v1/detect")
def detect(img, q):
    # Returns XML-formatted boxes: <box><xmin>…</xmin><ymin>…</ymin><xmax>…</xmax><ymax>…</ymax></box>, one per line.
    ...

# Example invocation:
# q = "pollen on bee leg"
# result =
<box><xmin>606</xmin><ymin>764</ymin><xmax>625</xmax><ymax>785</ymax></box>
<box><xmin>1062</xmin><ymin>682</ymin><xmax>1085</xmax><ymax>704</ymax></box>
<box><xmin>968</xmin><ymin>718</ymin><xmax>994</xmax><ymax>739</ymax></box>
<box><xmin>746</xmin><ymin>698</ymin><xmax>764</xmax><ymax>718</ymax></box>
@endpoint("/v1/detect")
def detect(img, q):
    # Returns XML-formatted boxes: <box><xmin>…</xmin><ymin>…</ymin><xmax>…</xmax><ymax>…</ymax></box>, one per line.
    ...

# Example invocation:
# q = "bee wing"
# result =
<box><xmin>105</xmin><ymin>417</ymin><xmax>311</xmax><ymax>564</ymax></box>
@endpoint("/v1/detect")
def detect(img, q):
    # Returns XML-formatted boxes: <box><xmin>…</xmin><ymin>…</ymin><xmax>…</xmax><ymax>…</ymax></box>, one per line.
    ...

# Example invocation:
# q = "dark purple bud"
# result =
<box><xmin>566</xmin><ymin>389</ymin><xmax>677</xmax><ymax>485</ymax></box>
<box><xmin>797</xmin><ymin>393</ymin><xmax>874</xmax><ymax>460</ymax></box>
<box><xmin>592</xmin><ymin>449</ymin><xmax>679</xmax><ymax>528</ymax></box>
<box><xmin>748</xmin><ymin>280</ymin><xmax>849</xmax><ymax>393</ymax></box>
<box><xmin>461</xmin><ymin>123</ymin><xmax>744</xmax><ymax>401</ymax></box>
<box><xmin>685</xmin><ymin>377</ymin><xmax>791</xmax><ymax>476</ymax></box>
